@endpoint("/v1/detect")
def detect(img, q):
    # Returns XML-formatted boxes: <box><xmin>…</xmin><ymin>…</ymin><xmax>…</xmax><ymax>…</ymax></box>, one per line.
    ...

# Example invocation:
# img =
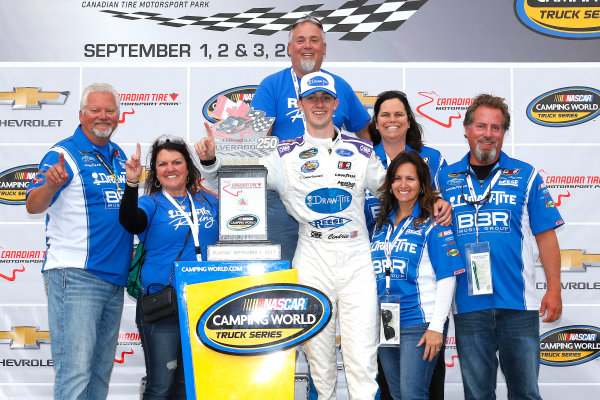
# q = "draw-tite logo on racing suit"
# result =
<box><xmin>0</xmin><ymin>87</ymin><xmax>69</xmax><ymax>110</ymax></box>
<box><xmin>305</xmin><ymin>188</ymin><xmax>352</xmax><ymax>214</ymax></box>
<box><xmin>416</xmin><ymin>91</ymin><xmax>474</xmax><ymax>128</ymax></box>
<box><xmin>514</xmin><ymin>0</ymin><xmax>600</xmax><ymax>39</ymax></box>
<box><xmin>540</xmin><ymin>326</ymin><xmax>600</xmax><ymax>366</ymax></box>
<box><xmin>197</xmin><ymin>284</ymin><xmax>332</xmax><ymax>355</ymax></box>
<box><xmin>526</xmin><ymin>87</ymin><xmax>600</xmax><ymax>127</ymax></box>
<box><xmin>0</xmin><ymin>165</ymin><xmax>38</xmax><ymax>205</ymax></box>
<box><xmin>202</xmin><ymin>86</ymin><xmax>257</xmax><ymax>123</ymax></box>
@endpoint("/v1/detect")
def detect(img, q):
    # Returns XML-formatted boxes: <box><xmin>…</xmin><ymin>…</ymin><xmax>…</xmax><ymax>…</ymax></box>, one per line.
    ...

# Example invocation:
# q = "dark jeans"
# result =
<box><xmin>136</xmin><ymin>296</ymin><xmax>186</xmax><ymax>400</ymax></box>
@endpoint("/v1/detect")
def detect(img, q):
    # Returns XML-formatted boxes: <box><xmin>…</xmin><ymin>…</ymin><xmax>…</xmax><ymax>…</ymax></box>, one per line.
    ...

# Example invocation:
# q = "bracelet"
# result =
<box><xmin>126</xmin><ymin>179</ymin><xmax>139</xmax><ymax>187</ymax></box>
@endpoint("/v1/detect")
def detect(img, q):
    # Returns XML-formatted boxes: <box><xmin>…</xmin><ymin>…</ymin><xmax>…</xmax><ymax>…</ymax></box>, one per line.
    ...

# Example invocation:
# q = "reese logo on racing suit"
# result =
<box><xmin>305</xmin><ymin>188</ymin><xmax>352</xmax><ymax>214</ymax></box>
<box><xmin>308</xmin><ymin>216</ymin><xmax>351</xmax><ymax>230</ymax></box>
<box><xmin>197</xmin><ymin>284</ymin><xmax>332</xmax><ymax>355</ymax></box>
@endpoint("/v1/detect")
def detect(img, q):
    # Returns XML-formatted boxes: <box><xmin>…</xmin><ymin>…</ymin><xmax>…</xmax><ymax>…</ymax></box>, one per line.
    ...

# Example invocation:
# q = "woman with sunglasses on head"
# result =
<box><xmin>119</xmin><ymin>135</ymin><xmax>218</xmax><ymax>399</ymax></box>
<box><xmin>365</xmin><ymin>90</ymin><xmax>452</xmax><ymax>232</ymax></box>
<box><xmin>370</xmin><ymin>152</ymin><xmax>461</xmax><ymax>400</ymax></box>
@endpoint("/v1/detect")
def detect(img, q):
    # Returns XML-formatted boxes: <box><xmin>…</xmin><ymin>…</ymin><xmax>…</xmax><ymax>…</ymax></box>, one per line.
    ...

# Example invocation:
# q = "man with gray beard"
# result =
<box><xmin>26</xmin><ymin>83</ymin><xmax>132</xmax><ymax>400</ymax></box>
<box><xmin>436</xmin><ymin>94</ymin><xmax>563</xmax><ymax>400</ymax></box>
<box><xmin>250</xmin><ymin>15</ymin><xmax>371</xmax><ymax>262</ymax></box>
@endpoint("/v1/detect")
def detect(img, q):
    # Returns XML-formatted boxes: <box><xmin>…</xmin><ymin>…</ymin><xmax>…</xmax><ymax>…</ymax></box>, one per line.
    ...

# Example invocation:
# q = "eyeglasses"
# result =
<box><xmin>291</xmin><ymin>15</ymin><xmax>323</xmax><ymax>30</ymax></box>
<box><xmin>156</xmin><ymin>135</ymin><xmax>185</xmax><ymax>146</ymax></box>
<box><xmin>381</xmin><ymin>309</ymin><xmax>396</xmax><ymax>340</ymax></box>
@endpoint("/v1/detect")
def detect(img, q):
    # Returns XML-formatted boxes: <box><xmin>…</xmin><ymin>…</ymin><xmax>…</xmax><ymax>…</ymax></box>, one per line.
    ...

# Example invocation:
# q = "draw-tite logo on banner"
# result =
<box><xmin>416</xmin><ymin>91</ymin><xmax>474</xmax><ymax>128</ymax></box>
<box><xmin>540</xmin><ymin>326</ymin><xmax>600</xmax><ymax>366</ymax></box>
<box><xmin>527</xmin><ymin>87</ymin><xmax>600</xmax><ymax>127</ymax></box>
<box><xmin>101</xmin><ymin>0</ymin><xmax>429</xmax><ymax>41</ymax></box>
<box><xmin>197</xmin><ymin>284</ymin><xmax>332</xmax><ymax>355</ymax></box>
<box><xmin>515</xmin><ymin>0</ymin><xmax>600</xmax><ymax>40</ymax></box>
<box><xmin>0</xmin><ymin>87</ymin><xmax>69</xmax><ymax>110</ymax></box>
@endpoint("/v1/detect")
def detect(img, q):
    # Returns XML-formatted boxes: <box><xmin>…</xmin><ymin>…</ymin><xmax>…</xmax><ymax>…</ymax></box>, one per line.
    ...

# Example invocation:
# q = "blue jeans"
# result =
<box><xmin>379</xmin><ymin>322</ymin><xmax>445</xmax><ymax>400</ymax></box>
<box><xmin>44</xmin><ymin>268</ymin><xmax>124</xmax><ymax>400</ymax></box>
<box><xmin>454</xmin><ymin>309</ymin><xmax>542</xmax><ymax>400</ymax></box>
<box><xmin>137</xmin><ymin>296</ymin><xmax>186</xmax><ymax>400</ymax></box>
<box><xmin>267</xmin><ymin>190</ymin><xmax>299</xmax><ymax>262</ymax></box>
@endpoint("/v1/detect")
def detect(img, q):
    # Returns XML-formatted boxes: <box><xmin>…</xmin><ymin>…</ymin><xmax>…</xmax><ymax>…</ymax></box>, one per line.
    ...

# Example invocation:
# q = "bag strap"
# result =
<box><xmin>165</xmin><ymin>227</ymin><xmax>192</xmax><ymax>287</ymax></box>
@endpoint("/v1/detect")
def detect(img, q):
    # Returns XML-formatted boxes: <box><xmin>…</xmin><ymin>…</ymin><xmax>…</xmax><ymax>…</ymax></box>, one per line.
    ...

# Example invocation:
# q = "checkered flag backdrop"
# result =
<box><xmin>101</xmin><ymin>0</ymin><xmax>428</xmax><ymax>41</ymax></box>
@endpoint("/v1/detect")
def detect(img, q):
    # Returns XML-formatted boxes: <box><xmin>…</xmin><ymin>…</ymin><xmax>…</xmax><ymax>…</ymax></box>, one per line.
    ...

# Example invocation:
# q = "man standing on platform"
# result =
<box><xmin>26</xmin><ymin>83</ymin><xmax>132</xmax><ymax>400</ymax></box>
<box><xmin>251</xmin><ymin>15</ymin><xmax>371</xmax><ymax>263</ymax></box>
<box><xmin>436</xmin><ymin>94</ymin><xmax>563</xmax><ymax>400</ymax></box>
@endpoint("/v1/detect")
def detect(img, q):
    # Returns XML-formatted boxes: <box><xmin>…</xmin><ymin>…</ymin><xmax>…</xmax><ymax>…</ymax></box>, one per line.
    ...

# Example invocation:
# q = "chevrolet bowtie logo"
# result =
<box><xmin>355</xmin><ymin>92</ymin><xmax>377</xmax><ymax>109</ymax></box>
<box><xmin>560</xmin><ymin>249</ymin><xmax>600</xmax><ymax>269</ymax></box>
<box><xmin>538</xmin><ymin>249</ymin><xmax>600</xmax><ymax>269</ymax></box>
<box><xmin>0</xmin><ymin>87</ymin><xmax>69</xmax><ymax>110</ymax></box>
<box><xmin>0</xmin><ymin>326</ymin><xmax>50</xmax><ymax>349</ymax></box>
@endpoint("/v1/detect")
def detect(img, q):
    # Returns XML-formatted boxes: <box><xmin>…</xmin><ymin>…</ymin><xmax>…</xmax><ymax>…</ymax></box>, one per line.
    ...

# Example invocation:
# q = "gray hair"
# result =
<box><xmin>288</xmin><ymin>16</ymin><xmax>326</xmax><ymax>43</ymax></box>
<box><xmin>80</xmin><ymin>83</ymin><xmax>120</xmax><ymax>114</ymax></box>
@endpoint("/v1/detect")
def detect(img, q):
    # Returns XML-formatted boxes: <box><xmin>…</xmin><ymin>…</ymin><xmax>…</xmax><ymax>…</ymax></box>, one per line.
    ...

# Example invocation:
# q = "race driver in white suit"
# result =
<box><xmin>196</xmin><ymin>71</ymin><xmax>385</xmax><ymax>399</ymax></box>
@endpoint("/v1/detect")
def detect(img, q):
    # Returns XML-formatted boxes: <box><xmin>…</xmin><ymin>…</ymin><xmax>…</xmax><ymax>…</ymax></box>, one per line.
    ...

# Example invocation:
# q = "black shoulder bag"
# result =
<box><xmin>141</xmin><ymin>227</ymin><xmax>191</xmax><ymax>323</ymax></box>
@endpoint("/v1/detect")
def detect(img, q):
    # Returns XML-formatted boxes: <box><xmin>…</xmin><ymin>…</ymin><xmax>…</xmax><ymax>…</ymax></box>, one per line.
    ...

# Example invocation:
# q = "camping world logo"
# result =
<box><xmin>514</xmin><ymin>0</ymin><xmax>600</xmax><ymax>39</ymax></box>
<box><xmin>540</xmin><ymin>326</ymin><xmax>600</xmax><ymax>366</ymax></box>
<box><xmin>527</xmin><ymin>87</ymin><xmax>600</xmax><ymax>127</ymax></box>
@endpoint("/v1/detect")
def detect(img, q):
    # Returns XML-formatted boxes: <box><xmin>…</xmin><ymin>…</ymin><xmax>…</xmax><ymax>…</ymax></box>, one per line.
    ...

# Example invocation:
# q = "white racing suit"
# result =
<box><xmin>202</xmin><ymin>129</ymin><xmax>385</xmax><ymax>400</ymax></box>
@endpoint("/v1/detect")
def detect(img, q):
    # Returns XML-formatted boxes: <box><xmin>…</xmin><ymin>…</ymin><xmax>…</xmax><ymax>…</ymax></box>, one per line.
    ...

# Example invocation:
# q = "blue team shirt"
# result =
<box><xmin>436</xmin><ymin>151</ymin><xmax>564</xmax><ymax>314</ymax></box>
<box><xmin>27</xmin><ymin>125</ymin><xmax>132</xmax><ymax>285</ymax></box>
<box><xmin>370</xmin><ymin>205</ymin><xmax>463</xmax><ymax>327</ymax></box>
<box><xmin>251</xmin><ymin>67</ymin><xmax>370</xmax><ymax>140</ymax></box>
<box><xmin>138</xmin><ymin>190</ymin><xmax>218</xmax><ymax>293</ymax></box>
<box><xmin>365</xmin><ymin>142</ymin><xmax>447</xmax><ymax>233</ymax></box>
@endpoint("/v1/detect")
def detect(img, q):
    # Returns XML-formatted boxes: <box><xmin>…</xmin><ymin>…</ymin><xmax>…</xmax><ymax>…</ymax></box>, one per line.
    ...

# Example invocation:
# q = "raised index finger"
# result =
<box><xmin>204</xmin><ymin>121</ymin><xmax>214</xmax><ymax>140</ymax></box>
<box><xmin>135</xmin><ymin>142</ymin><xmax>141</xmax><ymax>158</ymax></box>
<box><xmin>58</xmin><ymin>152</ymin><xmax>65</xmax><ymax>168</ymax></box>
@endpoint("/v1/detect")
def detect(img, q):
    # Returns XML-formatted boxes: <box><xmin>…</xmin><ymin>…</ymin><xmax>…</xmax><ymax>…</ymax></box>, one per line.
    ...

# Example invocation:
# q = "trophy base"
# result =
<box><xmin>207</xmin><ymin>242</ymin><xmax>281</xmax><ymax>261</ymax></box>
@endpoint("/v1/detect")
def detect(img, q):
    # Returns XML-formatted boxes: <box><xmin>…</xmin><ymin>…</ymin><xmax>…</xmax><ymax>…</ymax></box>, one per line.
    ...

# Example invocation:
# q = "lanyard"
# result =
<box><xmin>290</xmin><ymin>68</ymin><xmax>308</xmax><ymax>132</ymax></box>
<box><xmin>383</xmin><ymin>216</ymin><xmax>414</xmax><ymax>294</ymax></box>
<box><xmin>93</xmin><ymin>147</ymin><xmax>123</xmax><ymax>193</ymax></box>
<box><xmin>463</xmin><ymin>169</ymin><xmax>502</xmax><ymax>242</ymax></box>
<box><xmin>162</xmin><ymin>190</ymin><xmax>202</xmax><ymax>261</ymax></box>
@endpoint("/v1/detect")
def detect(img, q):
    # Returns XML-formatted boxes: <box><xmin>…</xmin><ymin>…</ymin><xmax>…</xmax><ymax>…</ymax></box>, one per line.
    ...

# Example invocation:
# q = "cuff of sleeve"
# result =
<box><xmin>200</xmin><ymin>158</ymin><xmax>217</xmax><ymax>166</ymax></box>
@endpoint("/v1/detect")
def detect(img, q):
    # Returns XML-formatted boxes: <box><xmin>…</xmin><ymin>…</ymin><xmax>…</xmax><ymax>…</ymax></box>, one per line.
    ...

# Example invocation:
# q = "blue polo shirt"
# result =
<box><xmin>370</xmin><ymin>204</ymin><xmax>463</xmax><ymax>327</ymax></box>
<box><xmin>27</xmin><ymin>125</ymin><xmax>132</xmax><ymax>285</ymax></box>
<box><xmin>436</xmin><ymin>151</ymin><xmax>564</xmax><ymax>314</ymax></box>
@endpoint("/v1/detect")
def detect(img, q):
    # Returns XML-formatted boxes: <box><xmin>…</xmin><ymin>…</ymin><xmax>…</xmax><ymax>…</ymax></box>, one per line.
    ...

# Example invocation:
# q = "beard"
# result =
<box><xmin>474</xmin><ymin>145</ymin><xmax>497</xmax><ymax>165</ymax></box>
<box><xmin>300</xmin><ymin>58</ymin><xmax>316</xmax><ymax>73</ymax></box>
<box><xmin>91</xmin><ymin>120</ymin><xmax>115</xmax><ymax>139</ymax></box>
